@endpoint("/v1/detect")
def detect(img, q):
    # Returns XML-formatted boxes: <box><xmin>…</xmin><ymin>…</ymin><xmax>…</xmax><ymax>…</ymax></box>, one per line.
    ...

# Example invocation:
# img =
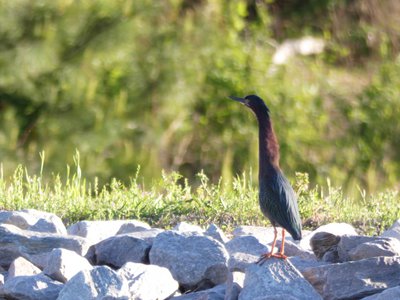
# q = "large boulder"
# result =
<box><xmin>43</xmin><ymin>248</ymin><xmax>93</xmax><ymax>283</ymax></box>
<box><xmin>225</xmin><ymin>235</ymin><xmax>269</xmax><ymax>272</ymax></box>
<box><xmin>303</xmin><ymin>256</ymin><xmax>400</xmax><ymax>299</ymax></box>
<box><xmin>205</xmin><ymin>223</ymin><xmax>230</xmax><ymax>244</ymax></box>
<box><xmin>8</xmin><ymin>256</ymin><xmax>41</xmax><ymax>278</ymax></box>
<box><xmin>338</xmin><ymin>235</ymin><xmax>400</xmax><ymax>262</ymax></box>
<box><xmin>0</xmin><ymin>209</ymin><xmax>67</xmax><ymax>235</ymax></box>
<box><xmin>57</xmin><ymin>266</ymin><xmax>129</xmax><ymax>300</ymax></box>
<box><xmin>381</xmin><ymin>219</ymin><xmax>400</xmax><ymax>240</ymax></box>
<box><xmin>362</xmin><ymin>286</ymin><xmax>400</xmax><ymax>300</ymax></box>
<box><xmin>232</xmin><ymin>225</ymin><xmax>277</xmax><ymax>245</ymax></box>
<box><xmin>92</xmin><ymin>232</ymin><xmax>153</xmax><ymax>268</ymax></box>
<box><xmin>149</xmin><ymin>231</ymin><xmax>229</xmax><ymax>290</ymax></box>
<box><xmin>2</xmin><ymin>273</ymin><xmax>63</xmax><ymax>300</ymax></box>
<box><xmin>239</xmin><ymin>259</ymin><xmax>322</xmax><ymax>300</ymax></box>
<box><xmin>118</xmin><ymin>262</ymin><xmax>178</xmax><ymax>300</ymax></box>
<box><xmin>0</xmin><ymin>224</ymin><xmax>88</xmax><ymax>268</ymax></box>
<box><xmin>67</xmin><ymin>219</ymin><xmax>150</xmax><ymax>243</ymax></box>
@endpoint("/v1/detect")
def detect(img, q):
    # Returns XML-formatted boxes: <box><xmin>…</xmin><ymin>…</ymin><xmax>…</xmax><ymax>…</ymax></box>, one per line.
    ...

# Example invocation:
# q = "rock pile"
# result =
<box><xmin>1</xmin><ymin>209</ymin><xmax>400</xmax><ymax>299</ymax></box>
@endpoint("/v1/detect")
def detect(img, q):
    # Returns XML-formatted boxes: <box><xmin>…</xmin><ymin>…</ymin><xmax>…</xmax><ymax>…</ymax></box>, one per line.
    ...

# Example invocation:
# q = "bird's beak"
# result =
<box><xmin>229</xmin><ymin>96</ymin><xmax>246</xmax><ymax>104</ymax></box>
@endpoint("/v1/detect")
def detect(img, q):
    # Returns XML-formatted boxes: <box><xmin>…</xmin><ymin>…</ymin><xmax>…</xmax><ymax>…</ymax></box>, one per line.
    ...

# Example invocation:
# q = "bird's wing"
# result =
<box><xmin>268</xmin><ymin>172</ymin><xmax>302</xmax><ymax>239</ymax></box>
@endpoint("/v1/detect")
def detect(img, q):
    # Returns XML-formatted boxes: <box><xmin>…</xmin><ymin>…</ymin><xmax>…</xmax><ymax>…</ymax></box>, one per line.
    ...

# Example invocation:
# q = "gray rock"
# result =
<box><xmin>287</xmin><ymin>256</ymin><xmax>327</xmax><ymax>274</ymax></box>
<box><xmin>43</xmin><ymin>248</ymin><xmax>93</xmax><ymax>283</ymax></box>
<box><xmin>338</xmin><ymin>235</ymin><xmax>400</xmax><ymax>262</ymax></box>
<box><xmin>8</xmin><ymin>256</ymin><xmax>41</xmax><ymax>278</ymax></box>
<box><xmin>171</xmin><ymin>284</ymin><xmax>226</xmax><ymax>300</ymax></box>
<box><xmin>232</xmin><ymin>226</ymin><xmax>276</xmax><ymax>245</ymax></box>
<box><xmin>303</xmin><ymin>256</ymin><xmax>400</xmax><ymax>300</ymax></box>
<box><xmin>117</xmin><ymin>224</ymin><xmax>161</xmax><ymax>235</ymax></box>
<box><xmin>93</xmin><ymin>233</ymin><xmax>152</xmax><ymax>268</ymax></box>
<box><xmin>0</xmin><ymin>224</ymin><xmax>88</xmax><ymax>269</ymax></box>
<box><xmin>381</xmin><ymin>219</ymin><xmax>400</xmax><ymax>240</ymax></box>
<box><xmin>149</xmin><ymin>231</ymin><xmax>229</xmax><ymax>290</ymax></box>
<box><xmin>300</xmin><ymin>223</ymin><xmax>358</xmax><ymax>251</ymax></box>
<box><xmin>173</xmin><ymin>222</ymin><xmax>204</xmax><ymax>234</ymax></box>
<box><xmin>0</xmin><ymin>209</ymin><xmax>67</xmax><ymax>235</ymax></box>
<box><xmin>239</xmin><ymin>259</ymin><xmax>322</xmax><ymax>300</ymax></box>
<box><xmin>225</xmin><ymin>235</ymin><xmax>268</xmax><ymax>255</ymax></box>
<box><xmin>3</xmin><ymin>273</ymin><xmax>63</xmax><ymax>300</ymax></box>
<box><xmin>228</xmin><ymin>252</ymin><xmax>259</xmax><ymax>273</ymax></box>
<box><xmin>57</xmin><ymin>266</ymin><xmax>129</xmax><ymax>300</ymax></box>
<box><xmin>275</xmin><ymin>239</ymin><xmax>316</xmax><ymax>259</ymax></box>
<box><xmin>0</xmin><ymin>273</ymin><xmax>4</xmax><ymax>293</ymax></box>
<box><xmin>118</xmin><ymin>262</ymin><xmax>178</xmax><ymax>300</ymax></box>
<box><xmin>67</xmin><ymin>219</ymin><xmax>150</xmax><ymax>243</ymax></box>
<box><xmin>225</xmin><ymin>271</ymin><xmax>244</xmax><ymax>300</ymax></box>
<box><xmin>349</xmin><ymin>239</ymin><xmax>400</xmax><ymax>261</ymax></box>
<box><xmin>225</xmin><ymin>235</ymin><xmax>269</xmax><ymax>272</ymax></box>
<box><xmin>205</xmin><ymin>224</ymin><xmax>230</xmax><ymax>244</ymax></box>
<box><xmin>362</xmin><ymin>286</ymin><xmax>400</xmax><ymax>299</ymax></box>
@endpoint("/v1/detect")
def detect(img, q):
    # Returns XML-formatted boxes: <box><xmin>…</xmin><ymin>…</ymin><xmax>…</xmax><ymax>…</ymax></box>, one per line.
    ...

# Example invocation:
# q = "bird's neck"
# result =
<box><xmin>256</xmin><ymin>112</ymin><xmax>280</xmax><ymax>178</ymax></box>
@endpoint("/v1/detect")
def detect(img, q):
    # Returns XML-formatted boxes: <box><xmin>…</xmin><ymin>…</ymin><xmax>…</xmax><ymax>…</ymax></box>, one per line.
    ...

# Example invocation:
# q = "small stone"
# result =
<box><xmin>0</xmin><ymin>273</ymin><xmax>4</xmax><ymax>287</ymax></box>
<box><xmin>225</xmin><ymin>271</ymin><xmax>245</xmax><ymax>300</ymax></box>
<box><xmin>43</xmin><ymin>248</ymin><xmax>93</xmax><ymax>283</ymax></box>
<box><xmin>118</xmin><ymin>262</ymin><xmax>178</xmax><ymax>300</ymax></box>
<box><xmin>149</xmin><ymin>231</ymin><xmax>229</xmax><ymax>290</ymax></box>
<box><xmin>239</xmin><ymin>259</ymin><xmax>322</xmax><ymax>300</ymax></box>
<box><xmin>8</xmin><ymin>257</ymin><xmax>41</xmax><ymax>278</ymax></box>
<box><xmin>57</xmin><ymin>266</ymin><xmax>129</xmax><ymax>300</ymax></box>
<box><xmin>3</xmin><ymin>273</ymin><xmax>63</xmax><ymax>300</ymax></box>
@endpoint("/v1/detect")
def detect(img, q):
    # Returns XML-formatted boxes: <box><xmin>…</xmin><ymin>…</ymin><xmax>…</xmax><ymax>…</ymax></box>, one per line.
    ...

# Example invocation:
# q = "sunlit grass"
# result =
<box><xmin>0</xmin><ymin>155</ymin><xmax>399</xmax><ymax>236</ymax></box>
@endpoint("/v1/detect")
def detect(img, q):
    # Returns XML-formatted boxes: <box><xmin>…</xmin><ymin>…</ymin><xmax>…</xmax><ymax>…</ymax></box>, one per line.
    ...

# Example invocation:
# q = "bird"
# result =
<box><xmin>230</xmin><ymin>94</ymin><xmax>302</xmax><ymax>261</ymax></box>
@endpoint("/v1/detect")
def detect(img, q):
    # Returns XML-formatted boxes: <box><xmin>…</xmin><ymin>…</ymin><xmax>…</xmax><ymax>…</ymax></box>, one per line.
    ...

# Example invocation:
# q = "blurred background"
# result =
<box><xmin>0</xmin><ymin>0</ymin><xmax>399</xmax><ymax>195</ymax></box>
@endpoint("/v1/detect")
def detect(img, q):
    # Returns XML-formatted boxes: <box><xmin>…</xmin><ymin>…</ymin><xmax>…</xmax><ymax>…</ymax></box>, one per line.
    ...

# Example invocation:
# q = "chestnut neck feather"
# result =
<box><xmin>254</xmin><ymin>110</ymin><xmax>280</xmax><ymax>177</ymax></box>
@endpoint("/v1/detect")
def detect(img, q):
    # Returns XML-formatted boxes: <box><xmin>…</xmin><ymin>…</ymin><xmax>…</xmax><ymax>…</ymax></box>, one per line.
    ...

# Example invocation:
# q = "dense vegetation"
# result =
<box><xmin>0</xmin><ymin>1</ymin><xmax>400</xmax><ymax>197</ymax></box>
<box><xmin>0</xmin><ymin>159</ymin><xmax>398</xmax><ymax>235</ymax></box>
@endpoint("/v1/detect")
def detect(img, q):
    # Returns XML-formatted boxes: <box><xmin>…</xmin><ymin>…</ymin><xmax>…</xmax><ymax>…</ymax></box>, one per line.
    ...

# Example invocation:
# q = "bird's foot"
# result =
<box><xmin>256</xmin><ymin>252</ymin><xmax>287</xmax><ymax>265</ymax></box>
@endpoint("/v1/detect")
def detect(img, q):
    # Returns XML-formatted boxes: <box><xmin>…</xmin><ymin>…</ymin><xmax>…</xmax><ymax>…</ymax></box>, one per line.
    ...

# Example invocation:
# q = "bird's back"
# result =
<box><xmin>259</xmin><ymin>169</ymin><xmax>302</xmax><ymax>240</ymax></box>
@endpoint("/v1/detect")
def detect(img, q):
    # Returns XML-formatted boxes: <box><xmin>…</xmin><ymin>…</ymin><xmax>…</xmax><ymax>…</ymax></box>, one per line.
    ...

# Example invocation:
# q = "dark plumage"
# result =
<box><xmin>230</xmin><ymin>94</ymin><xmax>302</xmax><ymax>260</ymax></box>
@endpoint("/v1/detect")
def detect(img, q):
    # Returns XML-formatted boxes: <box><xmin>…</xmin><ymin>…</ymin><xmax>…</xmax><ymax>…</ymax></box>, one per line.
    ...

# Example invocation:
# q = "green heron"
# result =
<box><xmin>230</xmin><ymin>94</ymin><xmax>302</xmax><ymax>261</ymax></box>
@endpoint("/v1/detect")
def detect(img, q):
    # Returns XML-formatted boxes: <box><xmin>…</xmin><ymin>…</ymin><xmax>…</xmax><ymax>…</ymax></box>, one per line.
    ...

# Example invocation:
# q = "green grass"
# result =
<box><xmin>0</xmin><ymin>158</ymin><xmax>399</xmax><ymax>236</ymax></box>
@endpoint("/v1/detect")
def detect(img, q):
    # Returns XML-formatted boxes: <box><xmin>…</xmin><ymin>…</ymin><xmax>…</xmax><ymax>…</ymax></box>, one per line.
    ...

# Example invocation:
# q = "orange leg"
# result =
<box><xmin>257</xmin><ymin>227</ymin><xmax>287</xmax><ymax>264</ymax></box>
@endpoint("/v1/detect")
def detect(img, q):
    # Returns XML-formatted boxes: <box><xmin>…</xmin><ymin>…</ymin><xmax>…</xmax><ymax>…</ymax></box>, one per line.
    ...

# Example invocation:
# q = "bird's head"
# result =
<box><xmin>229</xmin><ymin>94</ymin><xmax>270</xmax><ymax>114</ymax></box>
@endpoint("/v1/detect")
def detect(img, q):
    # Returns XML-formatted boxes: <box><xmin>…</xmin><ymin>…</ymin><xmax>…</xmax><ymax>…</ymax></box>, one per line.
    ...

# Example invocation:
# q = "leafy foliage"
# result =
<box><xmin>0</xmin><ymin>0</ymin><xmax>400</xmax><ymax>195</ymax></box>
